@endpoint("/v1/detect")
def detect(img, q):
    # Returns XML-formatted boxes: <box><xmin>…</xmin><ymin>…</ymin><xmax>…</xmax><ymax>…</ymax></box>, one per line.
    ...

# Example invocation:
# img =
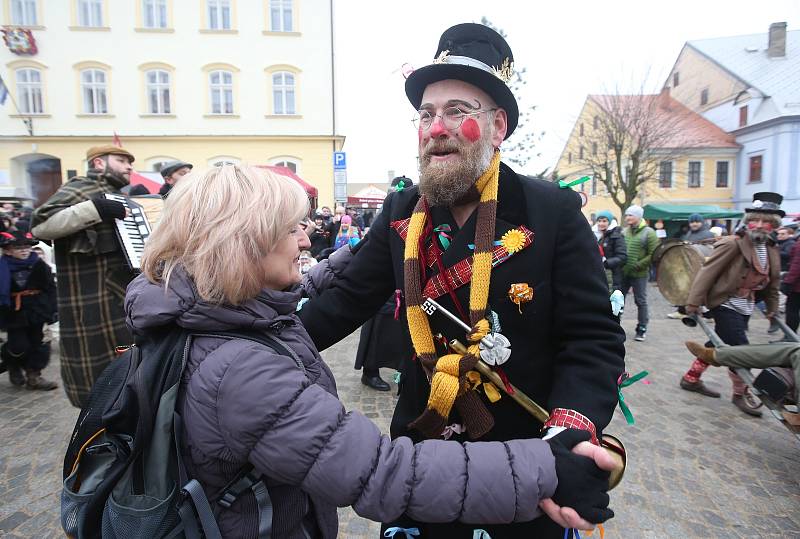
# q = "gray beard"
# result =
<box><xmin>418</xmin><ymin>136</ymin><xmax>495</xmax><ymax>207</ymax></box>
<box><xmin>748</xmin><ymin>229</ymin><xmax>768</xmax><ymax>243</ymax></box>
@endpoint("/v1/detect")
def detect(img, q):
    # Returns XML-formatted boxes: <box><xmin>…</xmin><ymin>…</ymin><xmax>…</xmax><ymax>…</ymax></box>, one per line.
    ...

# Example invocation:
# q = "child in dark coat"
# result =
<box><xmin>0</xmin><ymin>231</ymin><xmax>58</xmax><ymax>389</ymax></box>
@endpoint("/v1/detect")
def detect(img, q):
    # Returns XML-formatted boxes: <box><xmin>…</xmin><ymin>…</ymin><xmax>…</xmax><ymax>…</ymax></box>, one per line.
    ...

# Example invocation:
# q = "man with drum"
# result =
<box><xmin>31</xmin><ymin>145</ymin><xmax>136</xmax><ymax>407</ymax></box>
<box><xmin>680</xmin><ymin>192</ymin><xmax>784</xmax><ymax>417</ymax></box>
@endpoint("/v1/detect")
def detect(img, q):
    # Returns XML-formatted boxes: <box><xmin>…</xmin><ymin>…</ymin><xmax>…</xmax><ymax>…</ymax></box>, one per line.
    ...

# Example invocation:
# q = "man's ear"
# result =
<box><xmin>492</xmin><ymin>108</ymin><xmax>508</xmax><ymax>148</ymax></box>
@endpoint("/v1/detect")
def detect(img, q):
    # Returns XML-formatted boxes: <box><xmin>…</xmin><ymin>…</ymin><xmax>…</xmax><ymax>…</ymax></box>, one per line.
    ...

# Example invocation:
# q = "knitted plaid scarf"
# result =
<box><xmin>404</xmin><ymin>150</ymin><xmax>501</xmax><ymax>439</ymax></box>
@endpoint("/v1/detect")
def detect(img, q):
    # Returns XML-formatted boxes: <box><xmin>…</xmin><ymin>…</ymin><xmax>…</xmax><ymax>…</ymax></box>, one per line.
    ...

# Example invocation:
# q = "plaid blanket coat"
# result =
<box><xmin>31</xmin><ymin>171</ymin><xmax>135</xmax><ymax>407</ymax></box>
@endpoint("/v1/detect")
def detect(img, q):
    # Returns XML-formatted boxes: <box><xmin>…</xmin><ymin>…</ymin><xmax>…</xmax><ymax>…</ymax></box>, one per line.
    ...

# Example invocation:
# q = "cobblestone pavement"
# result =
<box><xmin>1</xmin><ymin>285</ymin><xmax>799</xmax><ymax>538</ymax></box>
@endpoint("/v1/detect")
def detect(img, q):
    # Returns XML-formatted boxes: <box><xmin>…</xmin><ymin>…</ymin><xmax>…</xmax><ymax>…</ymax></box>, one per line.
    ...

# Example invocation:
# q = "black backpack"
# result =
<box><xmin>61</xmin><ymin>325</ymin><xmax>303</xmax><ymax>539</ymax></box>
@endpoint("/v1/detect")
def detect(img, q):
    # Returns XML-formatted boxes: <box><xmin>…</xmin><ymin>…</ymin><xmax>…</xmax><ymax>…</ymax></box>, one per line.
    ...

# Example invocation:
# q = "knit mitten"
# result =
<box><xmin>547</xmin><ymin>429</ymin><xmax>615</xmax><ymax>524</ymax></box>
<box><xmin>91</xmin><ymin>197</ymin><xmax>126</xmax><ymax>222</ymax></box>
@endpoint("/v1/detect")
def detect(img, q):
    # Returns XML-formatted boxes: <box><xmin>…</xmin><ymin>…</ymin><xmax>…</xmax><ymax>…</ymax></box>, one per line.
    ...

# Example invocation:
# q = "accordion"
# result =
<box><xmin>104</xmin><ymin>193</ymin><xmax>163</xmax><ymax>271</ymax></box>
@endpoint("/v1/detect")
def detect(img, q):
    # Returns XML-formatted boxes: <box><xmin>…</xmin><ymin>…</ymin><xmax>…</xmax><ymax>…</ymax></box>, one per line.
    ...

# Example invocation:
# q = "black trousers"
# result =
<box><xmin>709</xmin><ymin>306</ymin><xmax>749</xmax><ymax>395</ymax></box>
<box><xmin>786</xmin><ymin>292</ymin><xmax>800</xmax><ymax>333</ymax></box>
<box><xmin>1</xmin><ymin>324</ymin><xmax>50</xmax><ymax>371</ymax></box>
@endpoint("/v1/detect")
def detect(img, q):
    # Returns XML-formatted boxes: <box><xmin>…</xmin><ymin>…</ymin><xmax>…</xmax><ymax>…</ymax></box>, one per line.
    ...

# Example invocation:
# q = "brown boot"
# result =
<box><xmin>8</xmin><ymin>365</ymin><xmax>26</xmax><ymax>386</ymax></box>
<box><xmin>24</xmin><ymin>370</ymin><xmax>58</xmax><ymax>391</ymax></box>
<box><xmin>782</xmin><ymin>411</ymin><xmax>800</xmax><ymax>427</ymax></box>
<box><xmin>680</xmin><ymin>377</ymin><xmax>721</xmax><ymax>398</ymax></box>
<box><xmin>685</xmin><ymin>341</ymin><xmax>719</xmax><ymax>366</ymax></box>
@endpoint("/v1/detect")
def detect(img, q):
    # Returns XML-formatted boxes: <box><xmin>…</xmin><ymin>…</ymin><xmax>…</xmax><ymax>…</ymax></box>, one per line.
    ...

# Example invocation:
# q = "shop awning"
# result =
<box><xmin>347</xmin><ymin>185</ymin><xmax>387</xmax><ymax>207</ymax></box>
<box><xmin>130</xmin><ymin>171</ymin><xmax>163</xmax><ymax>194</ymax></box>
<box><xmin>643</xmin><ymin>204</ymin><xmax>743</xmax><ymax>221</ymax></box>
<box><xmin>263</xmin><ymin>165</ymin><xmax>318</xmax><ymax>198</ymax></box>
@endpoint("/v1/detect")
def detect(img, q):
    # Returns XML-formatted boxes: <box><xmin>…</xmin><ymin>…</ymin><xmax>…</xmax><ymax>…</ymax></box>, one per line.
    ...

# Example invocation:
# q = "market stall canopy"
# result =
<box><xmin>261</xmin><ymin>165</ymin><xmax>318</xmax><ymax>198</ymax></box>
<box><xmin>347</xmin><ymin>185</ymin><xmax>387</xmax><ymax>207</ymax></box>
<box><xmin>643</xmin><ymin>204</ymin><xmax>743</xmax><ymax>221</ymax></box>
<box><xmin>130</xmin><ymin>171</ymin><xmax>162</xmax><ymax>194</ymax></box>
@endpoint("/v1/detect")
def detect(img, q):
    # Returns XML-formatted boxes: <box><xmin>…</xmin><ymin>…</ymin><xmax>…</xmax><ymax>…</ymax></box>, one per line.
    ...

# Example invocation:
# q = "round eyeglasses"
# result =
<box><xmin>412</xmin><ymin>107</ymin><xmax>497</xmax><ymax>131</ymax></box>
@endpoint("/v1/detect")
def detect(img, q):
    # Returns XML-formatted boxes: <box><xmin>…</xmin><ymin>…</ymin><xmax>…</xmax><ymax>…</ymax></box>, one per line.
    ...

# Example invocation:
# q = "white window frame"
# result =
<box><xmin>272</xmin><ymin>71</ymin><xmax>295</xmax><ymax>115</ymax></box>
<box><xmin>81</xmin><ymin>68</ymin><xmax>108</xmax><ymax>114</ymax></box>
<box><xmin>209</xmin><ymin>70</ymin><xmax>234</xmax><ymax>114</ymax></box>
<box><xmin>142</xmin><ymin>0</ymin><xmax>167</xmax><ymax>28</ymax></box>
<box><xmin>11</xmin><ymin>0</ymin><xmax>37</xmax><ymax>26</ymax></box>
<box><xmin>687</xmin><ymin>160</ymin><xmax>703</xmax><ymax>188</ymax></box>
<box><xmin>658</xmin><ymin>160</ymin><xmax>673</xmax><ymax>189</ymax></box>
<box><xmin>269</xmin><ymin>0</ymin><xmax>292</xmax><ymax>32</ymax></box>
<box><xmin>715</xmin><ymin>160</ymin><xmax>730</xmax><ymax>188</ymax></box>
<box><xmin>16</xmin><ymin>68</ymin><xmax>43</xmax><ymax>114</ymax></box>
<box><xmin>270</xmin><ymin>157</ymin><xmax>300</xmax><ymax>174</ymax></box>
<box><xmin>145</xmin><ymin>69</ymin><xmax>171</xmax><ymax>114</ymax></box>
<box><xmin>207</xmin><ymin>0</ymin><xmax>231</xmax><ymax>30</ymax></box>
<box><xmin>77</xmin><ymin>0</ymin><xmax>103</xmax><ymax>27</ymax></box>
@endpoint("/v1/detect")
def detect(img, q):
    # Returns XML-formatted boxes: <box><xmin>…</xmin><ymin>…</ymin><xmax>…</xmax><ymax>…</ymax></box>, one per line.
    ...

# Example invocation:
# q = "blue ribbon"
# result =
<box><xmin>384</xmin><ymin>527</ymin><xmax>420</xmax><ymax>538</ymax></box>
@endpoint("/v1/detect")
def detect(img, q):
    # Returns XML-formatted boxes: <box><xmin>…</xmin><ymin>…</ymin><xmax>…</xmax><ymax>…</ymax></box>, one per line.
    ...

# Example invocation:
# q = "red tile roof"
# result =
<box><xmin>588</xmin><ymin>92</ymin><xmax>739</xmax><ymax>149</ymax></box>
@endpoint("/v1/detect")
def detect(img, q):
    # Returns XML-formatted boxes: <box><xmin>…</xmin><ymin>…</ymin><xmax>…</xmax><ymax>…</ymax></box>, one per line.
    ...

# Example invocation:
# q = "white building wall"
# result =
<box><xmin>734</xmin><ymin>120</ymin><xmax>800</xmax><ymax>215</ymax></box>
<box><xmin>1</xmin><ymin>0</ymin><xmax>334</xmax><ymax>137</ymax></box>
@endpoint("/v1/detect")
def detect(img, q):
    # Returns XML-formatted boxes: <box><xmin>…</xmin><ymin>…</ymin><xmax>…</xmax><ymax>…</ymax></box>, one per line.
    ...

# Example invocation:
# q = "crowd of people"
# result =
<box><xmin>1</xmin><ymin>18</ymin><xmax>796</xmax><ymax>539</ymax></box>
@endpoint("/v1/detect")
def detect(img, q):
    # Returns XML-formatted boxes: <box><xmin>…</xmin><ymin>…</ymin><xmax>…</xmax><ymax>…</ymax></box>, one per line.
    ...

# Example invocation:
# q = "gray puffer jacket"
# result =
<box><xmin>125</xmin><ymin>269</ymin><xmax>557</xmax><ymax>539</ymax></box>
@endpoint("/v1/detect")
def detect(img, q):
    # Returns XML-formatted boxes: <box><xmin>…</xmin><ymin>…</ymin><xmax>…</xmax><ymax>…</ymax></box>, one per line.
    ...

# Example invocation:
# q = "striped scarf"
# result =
<box><xmin>404</xmin><ymin>151</ymin><xmax>501</xmax><ymax>439</ymax></box>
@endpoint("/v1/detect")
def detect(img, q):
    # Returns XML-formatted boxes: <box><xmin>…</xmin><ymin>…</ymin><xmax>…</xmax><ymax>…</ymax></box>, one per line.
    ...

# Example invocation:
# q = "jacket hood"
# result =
<box><xmin>125</xmin><ymin>267</ymin><xmax>301</xmax><ymax>336</ymax></box>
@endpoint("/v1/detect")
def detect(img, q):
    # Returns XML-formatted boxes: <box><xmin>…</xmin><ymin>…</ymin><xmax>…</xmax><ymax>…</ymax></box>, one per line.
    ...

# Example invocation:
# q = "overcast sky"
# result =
<box><xmin>333</xmin><ymin>0</ymin><xmax>798</xmax><ymax>184</ymax></box>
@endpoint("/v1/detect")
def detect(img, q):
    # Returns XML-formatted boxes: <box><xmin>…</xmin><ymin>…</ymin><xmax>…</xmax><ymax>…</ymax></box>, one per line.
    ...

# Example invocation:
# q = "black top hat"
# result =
<box><xmin>745</xmin><ymin>192</ymin><xmax>785</xmax><ymax>217</ymax></box>
<box><xmin>160</xmin><ymin>160</ymin><xmax>193</xmax><ymax>179</ymax></box>
<box><xmin>0</xmin><ymin>230</ymin><xmax>38</xmax><ymax>247</ymax></box>
<box><xmin>405</xmin><ymin>23</ymin><xmax>519</xmax><ymax>139</ymax></box>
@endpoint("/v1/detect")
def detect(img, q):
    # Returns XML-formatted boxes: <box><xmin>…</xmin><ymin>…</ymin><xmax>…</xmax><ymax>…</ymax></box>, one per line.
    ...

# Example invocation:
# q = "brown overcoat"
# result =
<box><xmin>687</xmin><ymin>233</ymin><xmax>780</xmax><ymax>313</ymax></box>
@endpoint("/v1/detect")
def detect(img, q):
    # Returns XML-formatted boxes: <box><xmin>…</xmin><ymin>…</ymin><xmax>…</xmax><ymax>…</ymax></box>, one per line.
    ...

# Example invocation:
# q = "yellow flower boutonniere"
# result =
<box><xmin>500</xmin><ymin>229</ymin><xmax>526</xmax><ymax>254</ymax></box>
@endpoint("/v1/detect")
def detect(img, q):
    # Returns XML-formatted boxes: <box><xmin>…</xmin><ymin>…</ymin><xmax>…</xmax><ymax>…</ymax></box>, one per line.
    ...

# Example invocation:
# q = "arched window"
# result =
<box><xmin>209</xmin><ymin>70</ymin><xmax>234</xmax><ymax>114</ymax></box>
<box><xmin>145</xmin><ymin>69</ymin><xmax>171</xmax><ymax>114</ymax></box>
<box><xmin>270</xmin><ymin>157</ymin><xmax>300</xmax><ymax>173</ymax></box>
<box><xmin>207</xmin><ymin>156</ymin><xmax>240</xmax><ymax>167</ymax></box>
<box><xmin>81</xmin><ymin>68</ymin><xmax>108</xmax><ymax>114</ymax></box>
<box><xmin>272</xmin><ymin>71</ymin><xmax>295</xmax><ymax>115</ymax></box>
<box><xmin>16</xmin><ymin>68</ymin><xmax>43</xmax><ymax>114</ymax></box>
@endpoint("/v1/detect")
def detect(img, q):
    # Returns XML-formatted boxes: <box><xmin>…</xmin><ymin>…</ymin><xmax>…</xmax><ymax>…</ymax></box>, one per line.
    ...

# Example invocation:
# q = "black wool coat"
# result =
<box><xmin>300</xmin><ymin>164</ymin><xmax>625</xmax><ymax>536</ymax></box>
<box><xmin>301</xmin><ymin>163</ymin><xmax>625</xmax><ymax>439</ymax></box>
<box><xmin>600</xmin><ymin>226</ymin><xmax>628</xmax><ymax>290</ymax></box>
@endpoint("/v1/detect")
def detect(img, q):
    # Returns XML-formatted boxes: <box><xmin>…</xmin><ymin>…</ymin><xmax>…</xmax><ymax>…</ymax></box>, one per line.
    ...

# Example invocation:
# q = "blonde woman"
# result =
<box><xmin>125</xmin><ymin>164</ymin><xmax>612</xmax><ymax>538</ymax></box>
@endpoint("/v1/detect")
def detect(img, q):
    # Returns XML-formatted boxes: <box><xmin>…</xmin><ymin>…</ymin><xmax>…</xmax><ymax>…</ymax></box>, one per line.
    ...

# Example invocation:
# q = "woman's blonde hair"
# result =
<box><xmin>142</xmin><ymin>163</ymin><xmax>308</xmax><ymax>304</ymax></box>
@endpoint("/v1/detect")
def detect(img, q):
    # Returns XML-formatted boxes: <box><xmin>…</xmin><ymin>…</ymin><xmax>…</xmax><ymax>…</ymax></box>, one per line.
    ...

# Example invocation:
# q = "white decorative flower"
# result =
<box><xmin>752</xmin><ymin>200</ymin><xmax>764</xmax><ymax>208</ymax></box>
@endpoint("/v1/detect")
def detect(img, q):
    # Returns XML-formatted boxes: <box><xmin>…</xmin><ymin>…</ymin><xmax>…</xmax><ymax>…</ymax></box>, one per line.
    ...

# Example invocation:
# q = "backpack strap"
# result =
<box><xmin>180</xmin><ymin>479</ymin><xmax>224</xmax><ymax>539</ymax></box>
<box><xmin>179</xmin><ymin>329</ymin><xmax>297</xmax><ymax>539</ymax></box>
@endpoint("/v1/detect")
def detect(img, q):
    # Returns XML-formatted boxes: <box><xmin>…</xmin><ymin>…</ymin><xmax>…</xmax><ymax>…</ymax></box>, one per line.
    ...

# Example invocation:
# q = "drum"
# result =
<box><xmin>656</xmin><ymin>241</ymin><xmax>714</xmax><ymax>306</ymax></box>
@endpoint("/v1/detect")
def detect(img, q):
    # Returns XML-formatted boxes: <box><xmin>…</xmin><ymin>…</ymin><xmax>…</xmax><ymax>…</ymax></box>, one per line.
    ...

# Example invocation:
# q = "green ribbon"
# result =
<box><xmin>395</xmin><ymin>180</ymin><xmax>406</xmax><ymax>192</ymax></box>
<box><xmin>617</xmin><ymin>370</ymin><xmax>648</xmax><ymax>425</ymax></box>
<box><xmin>558</xmin><ymin>176</ymin><xmax>591</xmax><ymax>189</ymax></box>
<box><xmin>434</xmin><ymin>224</ymin><xmax>452</xmax><ymax>250</ymax></box>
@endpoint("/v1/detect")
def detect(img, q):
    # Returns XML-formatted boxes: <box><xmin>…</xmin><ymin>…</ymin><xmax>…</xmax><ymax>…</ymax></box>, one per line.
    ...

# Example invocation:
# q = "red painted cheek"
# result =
<box><xmin>418</xmin><ymin>125</ymin><xmax>423</xmax><ymax>143</ymax></box>
<box><xmin>461</xmin><ymin>118</ymin><xmax>481</xmax><ymax>142</ymax></box>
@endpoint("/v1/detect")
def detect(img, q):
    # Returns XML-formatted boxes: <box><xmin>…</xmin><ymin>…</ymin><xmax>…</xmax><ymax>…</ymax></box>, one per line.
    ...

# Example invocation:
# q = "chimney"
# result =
<box><xmin>767</xmin><ymin>22</ymin><xmax>787</xmax><ymax>58</ymax></box>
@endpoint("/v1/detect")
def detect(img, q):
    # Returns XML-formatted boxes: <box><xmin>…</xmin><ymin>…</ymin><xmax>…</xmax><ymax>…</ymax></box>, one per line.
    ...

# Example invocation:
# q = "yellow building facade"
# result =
<box><xmin>556</xmin><ymin>95</ymin><xmax>739</xmax><ymax>221</ymax></box>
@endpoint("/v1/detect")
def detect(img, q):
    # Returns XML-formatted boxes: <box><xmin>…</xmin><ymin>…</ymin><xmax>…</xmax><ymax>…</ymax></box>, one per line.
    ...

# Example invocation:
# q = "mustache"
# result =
<box><xmin>421</xmin><ymin>140</ymin><xmax>462</xmax><ymax>158</ymax></box>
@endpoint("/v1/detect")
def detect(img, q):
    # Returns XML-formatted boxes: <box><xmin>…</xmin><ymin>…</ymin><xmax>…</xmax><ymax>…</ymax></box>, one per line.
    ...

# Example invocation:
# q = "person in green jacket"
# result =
<box><xmin>622</xmin><ymin>205</ymin><xmax>659</xmax><ymax>341</ymax></box>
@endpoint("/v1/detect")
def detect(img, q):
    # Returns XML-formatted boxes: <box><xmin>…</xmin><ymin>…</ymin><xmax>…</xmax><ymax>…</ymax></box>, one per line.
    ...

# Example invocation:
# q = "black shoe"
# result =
<box><xmin>361</xmin><ymin>374</ymin><xmax>390</xmax><ymax>392</ymax></box>
<box><xmin>680</xmin><ymin>377</ymin><xmax>721</xmax><ymax>398</ymax></box>
<box><xmin>8</xmin><ymin>365</ymin><xmax>25</xmax><ymax>387</ymax></box>
<box><xmin>732</xmin><ymin>395</ymin><xmax>762</xmax><ymax>417</ymax></box>
<box><xmin>634</xmin><ymin>325</ymin><xmax>647</xmax><ymax>342</ymax></box>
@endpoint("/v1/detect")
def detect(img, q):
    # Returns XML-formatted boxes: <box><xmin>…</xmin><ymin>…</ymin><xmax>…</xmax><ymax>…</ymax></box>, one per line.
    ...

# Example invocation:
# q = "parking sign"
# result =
<box><xmin>333</xmin><ymin>152</ymin><xmax>347</xmax><ymax>169</ymax></box>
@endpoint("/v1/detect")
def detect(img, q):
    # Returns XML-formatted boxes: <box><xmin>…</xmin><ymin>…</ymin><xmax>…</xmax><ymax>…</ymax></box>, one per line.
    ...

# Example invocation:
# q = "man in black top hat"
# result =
<box><xmin>159</xmin><ymin>160</ymin><xmax>193</xmax><ymax>196</ymax></box>
<box><xmin>300</xmin><ymin>23</ymin><xmax>623</xmax><ymax>537</ymax></box>
<box><xmin>680</xmin><ymin>192</ymin><xmax>783</xmax><ymax>416</ymax></box>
